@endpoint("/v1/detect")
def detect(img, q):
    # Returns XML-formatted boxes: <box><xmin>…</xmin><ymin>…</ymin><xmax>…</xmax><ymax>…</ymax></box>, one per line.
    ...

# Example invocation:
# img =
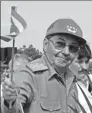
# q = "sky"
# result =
<box><xmin>1</xmin><ymin>1</ymin><xmax>92</xmax><ymax>52</ymax></box>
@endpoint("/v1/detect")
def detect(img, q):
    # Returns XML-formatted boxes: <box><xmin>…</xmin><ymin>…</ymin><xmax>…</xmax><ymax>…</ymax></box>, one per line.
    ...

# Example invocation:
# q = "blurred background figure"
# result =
<box><xmin>70</xmin><ymin>43</ymin><xmax>92</xmax><ymax>93</ymax></box>
<box><xmin>78</xmin><ymin>43</ymin><xmax>91</xmax><ymax>70</ymax></box>
<box><xmin>78</xmin><ymin>43</ymin><xmax>92</xmax><ymax>89</ymax></box>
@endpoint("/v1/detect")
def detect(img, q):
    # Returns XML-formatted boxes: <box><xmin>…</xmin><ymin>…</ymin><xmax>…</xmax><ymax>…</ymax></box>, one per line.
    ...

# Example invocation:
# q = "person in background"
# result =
<box><xmin>2</xmin><ymin>18</ymin><xmax>91</xmax><ymax>113</ymax></box>
<box><xmin>69</xmin><ymin>43</ymin><xmax>92</xmax><ymax>93</ymax></box>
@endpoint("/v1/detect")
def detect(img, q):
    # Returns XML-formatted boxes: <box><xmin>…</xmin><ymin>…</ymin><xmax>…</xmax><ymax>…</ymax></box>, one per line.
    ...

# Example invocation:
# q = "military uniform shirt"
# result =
<box><xmin>2</xmin><ymin>55</ymin><xmax>81</xmax><ymax>113</ymax></box>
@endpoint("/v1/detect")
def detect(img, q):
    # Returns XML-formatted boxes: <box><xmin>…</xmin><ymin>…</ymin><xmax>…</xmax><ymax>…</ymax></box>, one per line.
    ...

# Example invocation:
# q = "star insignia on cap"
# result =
<box><xmin>66</xmin><ymin>25</ymin><xmax>77</xmax><ymax>33</ymax></box>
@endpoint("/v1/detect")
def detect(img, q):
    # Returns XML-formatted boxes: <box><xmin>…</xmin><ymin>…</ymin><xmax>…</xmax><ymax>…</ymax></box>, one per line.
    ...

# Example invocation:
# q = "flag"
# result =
<box><xmin>76</xmin><ymin>82</ymin><xmax>92</xmax><ymax>113</ymax></box>
<box><xmin>1</xmin><ymin>6</ymin><xmax>27</xmax><ymax>42</ymax></box>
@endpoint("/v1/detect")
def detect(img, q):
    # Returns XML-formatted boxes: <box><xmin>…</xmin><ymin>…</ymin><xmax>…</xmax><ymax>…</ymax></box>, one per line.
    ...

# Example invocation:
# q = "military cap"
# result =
<box><xmin>46</xmin><ymin>18</ymin><xmax>86</xmax><ymax>44</ymax></box>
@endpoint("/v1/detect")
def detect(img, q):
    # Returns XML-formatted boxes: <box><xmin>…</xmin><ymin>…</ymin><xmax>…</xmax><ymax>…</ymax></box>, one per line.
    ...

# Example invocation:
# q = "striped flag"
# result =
<box><xmin>1</xmin><ymin>6</ymin><xmax>27</xmax><ymax>42</ymax></box>
<box><xmin>76</xmin><ymin>82</ymin><xmax>92</xmax><ymax>113</ymax></box>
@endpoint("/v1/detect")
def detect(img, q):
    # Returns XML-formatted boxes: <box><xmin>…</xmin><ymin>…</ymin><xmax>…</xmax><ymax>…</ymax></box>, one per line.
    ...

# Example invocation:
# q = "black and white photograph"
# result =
<box><xmin>1</xmin><ymin>1</ymin><xmax>92</xmax><ymax>113</ymax></box>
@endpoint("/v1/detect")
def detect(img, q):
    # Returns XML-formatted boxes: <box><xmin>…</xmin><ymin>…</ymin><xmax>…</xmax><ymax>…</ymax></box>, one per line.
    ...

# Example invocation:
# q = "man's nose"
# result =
<box><xmin>62</xmin><ymin>46</ymin><xmax>70</xmax><ymax>56</ymax></box>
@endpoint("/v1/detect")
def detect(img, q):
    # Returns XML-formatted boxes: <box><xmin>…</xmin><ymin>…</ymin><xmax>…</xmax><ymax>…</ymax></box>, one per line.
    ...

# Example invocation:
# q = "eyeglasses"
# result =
<box><xmin>49</xmin><ymin>40</ymin><xmax>80</xmax><ymax>54</ymax></box>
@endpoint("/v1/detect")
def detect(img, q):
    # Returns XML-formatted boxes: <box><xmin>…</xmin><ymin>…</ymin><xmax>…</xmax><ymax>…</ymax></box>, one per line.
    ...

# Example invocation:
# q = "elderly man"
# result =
<box><xmin>2</xmin><ymin>18</ymin><xmax>89</xmax><ymax>113</ymax></box>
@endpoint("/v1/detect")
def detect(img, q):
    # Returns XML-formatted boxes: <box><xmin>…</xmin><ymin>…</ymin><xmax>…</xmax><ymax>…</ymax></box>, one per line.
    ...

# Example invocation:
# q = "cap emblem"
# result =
<box><xmin>66</xmin><ymin>25</ymin><xmax>77</xmax><ymax>33</ymax></box>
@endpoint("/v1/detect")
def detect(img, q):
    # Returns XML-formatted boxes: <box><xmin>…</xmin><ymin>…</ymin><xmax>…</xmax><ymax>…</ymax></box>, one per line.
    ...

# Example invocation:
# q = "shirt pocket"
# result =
<box><xmin>40</xmin><ymin>98</ymin><xmax>61</xmax><ymax>112</ymax></box>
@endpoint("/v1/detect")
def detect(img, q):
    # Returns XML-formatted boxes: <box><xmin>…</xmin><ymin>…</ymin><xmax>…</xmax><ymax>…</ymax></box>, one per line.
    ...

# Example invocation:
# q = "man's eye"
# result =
<box><xmin>55</xmin><ymin>42</ymin><xmax>65</xmax><ymax>48</ymax></box>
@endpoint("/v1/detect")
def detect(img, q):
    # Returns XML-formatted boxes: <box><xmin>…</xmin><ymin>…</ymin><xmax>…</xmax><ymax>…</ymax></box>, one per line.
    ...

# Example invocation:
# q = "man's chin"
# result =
<box><xmin>54</xmin><ymin>61</ymin><xmax>68</xmax><ymax>68</ymax></box>
<box><xmin>55</xmin><ymin>59</ymin><xmax>71</xmax><ymax>66</ymax></box>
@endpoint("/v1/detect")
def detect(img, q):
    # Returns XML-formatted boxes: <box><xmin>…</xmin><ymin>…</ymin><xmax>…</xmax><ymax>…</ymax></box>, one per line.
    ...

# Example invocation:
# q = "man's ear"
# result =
<box><xmin>43</xmin><ymin>38</ymin><xmax>48</xmax><ymax>52</ymax></box>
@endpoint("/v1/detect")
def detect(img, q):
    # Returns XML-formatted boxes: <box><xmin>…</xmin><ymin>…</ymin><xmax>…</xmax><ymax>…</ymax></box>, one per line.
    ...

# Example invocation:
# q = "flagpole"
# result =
<box><xmin>9</xmin><ymin>6</ymin><xmax>16</xmax><ymax>110</ymax></box>
<box><xmin>10</xmin><ymin>37</ymin><xmax>15</xmax><ymax>82</ymax></box>
<box><xmin>9</xmin><ymin>37</ymin><xmax>15</xmax><ymax>111</ymax></box>
<box><xmin>10</xmin><ymin>6</ymin><xmax>16</xmax><ymax>82</ymax></box>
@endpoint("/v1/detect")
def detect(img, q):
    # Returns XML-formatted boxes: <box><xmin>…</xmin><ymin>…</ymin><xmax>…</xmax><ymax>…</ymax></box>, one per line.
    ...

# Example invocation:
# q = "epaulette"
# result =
<box><xmin>26</xmin><ymin>62</ymin><xmax>48</xmax><ymax>72</ymax></box>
